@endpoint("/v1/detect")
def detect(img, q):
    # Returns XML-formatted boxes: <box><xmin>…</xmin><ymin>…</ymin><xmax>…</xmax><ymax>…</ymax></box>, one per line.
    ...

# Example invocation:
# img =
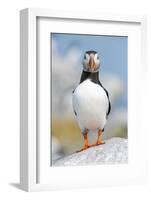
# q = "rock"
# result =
<box><xmin>53</xmin><ymin>137</ymin><xmax>128</xmax><ymax>166</ymax></box>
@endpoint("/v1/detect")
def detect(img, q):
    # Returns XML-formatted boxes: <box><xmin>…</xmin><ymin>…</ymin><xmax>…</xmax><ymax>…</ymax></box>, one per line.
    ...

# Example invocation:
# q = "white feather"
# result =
<box><xmin>72</xmin><ymin>79</ymin><xmax>108</xmax><ymax>132</ymax></box>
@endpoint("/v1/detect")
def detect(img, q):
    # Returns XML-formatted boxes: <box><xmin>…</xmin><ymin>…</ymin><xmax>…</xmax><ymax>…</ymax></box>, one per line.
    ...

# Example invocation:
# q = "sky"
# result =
<box><xmin>51</xmin><ymin>33</ymin><xmax>128</xmax><ymax>108</ymax></box>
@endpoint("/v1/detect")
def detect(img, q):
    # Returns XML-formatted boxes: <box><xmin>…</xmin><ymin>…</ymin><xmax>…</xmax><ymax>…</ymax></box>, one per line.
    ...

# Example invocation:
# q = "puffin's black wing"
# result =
<box><xmin>98</xmin><ymin>81</ymin><xmax>111</xmax><ymax>117</ymax></box>
<box><xmin>72</xmin><ymin>89</ymin><xmax>77</xmax><ymax>116</ymax></box>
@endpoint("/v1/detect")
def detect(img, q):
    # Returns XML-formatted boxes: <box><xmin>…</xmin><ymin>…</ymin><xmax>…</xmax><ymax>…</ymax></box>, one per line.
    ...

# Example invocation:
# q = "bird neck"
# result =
<box><xmin>80</xmin><ymin>70</ymin><xmax>100</xmax><ymax>84</ymax></box>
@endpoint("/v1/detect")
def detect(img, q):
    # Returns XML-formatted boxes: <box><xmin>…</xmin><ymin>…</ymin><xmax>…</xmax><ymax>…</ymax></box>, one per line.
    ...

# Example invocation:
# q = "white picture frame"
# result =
<box><xmin>20</xmin><ymin>8</ymin><xmax>147</xmax><ymax>191</ymax></box>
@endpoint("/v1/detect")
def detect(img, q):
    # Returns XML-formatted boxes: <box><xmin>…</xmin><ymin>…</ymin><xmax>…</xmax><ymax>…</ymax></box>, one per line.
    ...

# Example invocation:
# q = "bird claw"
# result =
<box><xmin>76</xmin><ymin>145</ymin><xmax>90</xmax><ymax>153</ymax></box>
<box><xmin>97</xmin><ymin>141</ymin><xmax>105</xmax><ymax>145</ymax></box>
<box><xmin>91</xmin><ymin>141</ymin><xmax>105</xmax><ymax>147</ymax></box>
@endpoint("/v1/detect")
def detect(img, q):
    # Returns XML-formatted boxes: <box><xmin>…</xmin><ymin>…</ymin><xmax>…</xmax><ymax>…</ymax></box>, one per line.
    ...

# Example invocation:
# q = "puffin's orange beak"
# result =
<box><xmin>89</xmin><ymin>57</ymin><xmax>96</xmax><ymax>71</ymax></box>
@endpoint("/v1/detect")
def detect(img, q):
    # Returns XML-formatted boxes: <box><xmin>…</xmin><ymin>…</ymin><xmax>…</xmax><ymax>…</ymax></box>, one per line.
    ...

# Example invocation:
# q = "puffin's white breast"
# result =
<box><xmin>72</xmin><ymin>79</ymin><xmax>108</xmax><ymax>131</ymax></box>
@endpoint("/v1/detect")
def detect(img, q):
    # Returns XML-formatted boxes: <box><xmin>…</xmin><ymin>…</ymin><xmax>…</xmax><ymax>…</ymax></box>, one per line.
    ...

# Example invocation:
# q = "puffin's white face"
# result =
<box><xmin>82</xmin><ymin>51</ymin><xmax>100</xmax><ymax>73</ymax></box>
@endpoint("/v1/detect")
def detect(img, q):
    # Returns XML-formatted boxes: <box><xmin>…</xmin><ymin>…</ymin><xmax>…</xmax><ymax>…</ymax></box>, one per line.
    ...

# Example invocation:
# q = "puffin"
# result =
<box><xmin>72</xmin><ymin>50</ymin><xmax>111</xmax><ymax>152</ymax></box>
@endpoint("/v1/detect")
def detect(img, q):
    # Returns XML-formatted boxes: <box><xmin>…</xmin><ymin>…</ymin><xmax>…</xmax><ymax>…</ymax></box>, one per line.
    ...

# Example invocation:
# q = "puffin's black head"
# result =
<box><xmin>82</xmin><ymin>50</ymin><xmax>100</xmax><ymax>73</ymax></box>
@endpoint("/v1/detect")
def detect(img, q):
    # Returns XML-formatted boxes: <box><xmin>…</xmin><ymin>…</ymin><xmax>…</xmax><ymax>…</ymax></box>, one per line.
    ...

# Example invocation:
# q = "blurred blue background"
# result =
<box><xmin>51</xmin><ymin>33</ymin><xmax>128</xmax><ymax>163</ymax></box>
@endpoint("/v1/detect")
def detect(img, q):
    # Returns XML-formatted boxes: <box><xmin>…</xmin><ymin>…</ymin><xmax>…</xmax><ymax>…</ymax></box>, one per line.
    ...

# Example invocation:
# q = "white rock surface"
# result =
<box><xmin>53</xmin><ymin>137</ymin><xmax>128</xmax><ymax>166</ymax></box>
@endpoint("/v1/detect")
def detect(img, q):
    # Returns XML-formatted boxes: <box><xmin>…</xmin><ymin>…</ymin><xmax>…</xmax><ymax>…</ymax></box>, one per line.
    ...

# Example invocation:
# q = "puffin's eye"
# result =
<box><xmin>84</xmin><ymin>54</ymin><xmax>87</xmax><ymax>59</ymax></box>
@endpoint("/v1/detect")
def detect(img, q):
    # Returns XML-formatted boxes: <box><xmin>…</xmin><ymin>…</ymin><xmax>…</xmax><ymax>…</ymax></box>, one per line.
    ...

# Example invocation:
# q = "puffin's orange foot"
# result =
<box><xmin>96</xmin><ymin>141</ymin><xmax>105</xmax><ymax>145</ymax></box>
<box><xmin>76</xmin><ymin>145</ymin><xmax>90</xmax><ymax>153</ymax></box>
<box><xmin>91</xmin><ymin>141</ymin><xmax>105</xmax><ymax>147</ymax></box>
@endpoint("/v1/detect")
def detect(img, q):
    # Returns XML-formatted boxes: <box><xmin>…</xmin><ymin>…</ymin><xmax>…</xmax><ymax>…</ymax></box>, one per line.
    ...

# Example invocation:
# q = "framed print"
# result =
<box><xmin>20</xmin><ymin>8</ymin><xmax>147</xmax><ymax>191</ymax></box>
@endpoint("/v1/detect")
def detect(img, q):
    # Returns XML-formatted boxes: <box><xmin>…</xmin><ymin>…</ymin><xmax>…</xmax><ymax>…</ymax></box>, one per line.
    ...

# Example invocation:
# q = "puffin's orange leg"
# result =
<box><xmin>96</xmin><ymin>129</ymin><xmax>105</xmax><ymax>145</ymax></box>
<box><xmin>91</xmin><ymin>129</ymin><xmax>105</xmax><ymax>147</ymax></box>
<box><xmin>76</xmin><ymin>131</ymin><xmax>89</xmax><ymax>152</ymax></box>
